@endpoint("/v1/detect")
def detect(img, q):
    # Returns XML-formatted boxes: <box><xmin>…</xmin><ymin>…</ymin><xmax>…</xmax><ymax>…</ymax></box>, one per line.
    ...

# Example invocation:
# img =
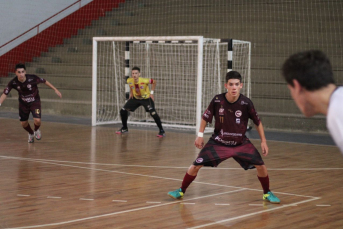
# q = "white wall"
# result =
<box><xmin>0</xmin><ymin>0</ymin><xmax>93</xmax><ymax>55</ymax></box>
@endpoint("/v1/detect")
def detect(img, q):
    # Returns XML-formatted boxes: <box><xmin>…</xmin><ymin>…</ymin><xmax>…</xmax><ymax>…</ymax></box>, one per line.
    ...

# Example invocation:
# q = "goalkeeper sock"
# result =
<box><xmin>150</xmin><ymin>111</ymin><xmax>163</xmax><ymax>130</ymax></box>
<box><xmin>120</xmin><ymin>109</ymin><xmax>128</xmax><ymax>129</ymax></box>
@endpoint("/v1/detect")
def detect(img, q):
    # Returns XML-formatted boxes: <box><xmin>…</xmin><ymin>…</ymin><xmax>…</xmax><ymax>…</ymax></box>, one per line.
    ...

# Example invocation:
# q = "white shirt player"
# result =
<box><xmin>327</xmin><ymin>87</ymin><xmax>343</xmax><ymax>154</ymax></box>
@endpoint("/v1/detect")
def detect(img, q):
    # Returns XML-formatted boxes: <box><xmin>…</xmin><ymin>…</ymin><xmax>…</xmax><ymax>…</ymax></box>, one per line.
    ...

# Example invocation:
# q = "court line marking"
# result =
<box><xmin>1</xmin><ymin>156</ymin><xmax>322</xmax><ymax>228</ymax></box>
<box><xmin>187</xmin><ymin>197</ymin><xmax>320</xmax><ymax>229</ymax></box>
<box><xmin>17</xmin><ymin>194</ymin><xmax>30</xmax><ymax>197</ymax></box>
<box><xmin>6</xmin><ymin>189</ymin><xmax>246</xmax><ymax>229</ymax></box>
<box><xmin>1</xmin><ymin>155</ymin><xmax>342</xmax><ymax>171</ymax></box>
<box><xmin>0</xmin><ymin>155</ymin><xmax>320</xmax><ymax>199</ymax></box>
<box><xmin>215</xmin><ymin>203</ymin><xmax>230</xmax><ymax>206</ymax></box>
<box><xmin>316</xmin><ymin>205</ymin><xmax>331</xmax><ymax>207</ymax></box>
<box><xmin>79</xmin><ymin>198</ymin><xmax>94</xmax><ymax>201</ymax></box>
<box><xmin>112</xmin><ymin>200</ymin><xmax>127</xmax><ymax>202</ymax></box>
<box><xmin>47</xmin><ymin>196</ymin><xmax>61</xmax><ymax>199</ymax></box>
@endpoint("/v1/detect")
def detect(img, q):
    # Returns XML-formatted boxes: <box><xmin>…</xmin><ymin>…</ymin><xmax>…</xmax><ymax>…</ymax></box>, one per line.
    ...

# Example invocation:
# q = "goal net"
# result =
<box><xmin>92</xmin><ymin>36</ymin><xmax>251</xmax><ymax>133</ymax></box>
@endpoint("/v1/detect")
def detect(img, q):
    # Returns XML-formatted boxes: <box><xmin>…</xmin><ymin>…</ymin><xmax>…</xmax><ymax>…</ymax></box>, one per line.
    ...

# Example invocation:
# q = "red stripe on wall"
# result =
<box><xmin>0</xmin><ymin>0</ymin><xmax>125</xmax><ymax>77</ymax></box>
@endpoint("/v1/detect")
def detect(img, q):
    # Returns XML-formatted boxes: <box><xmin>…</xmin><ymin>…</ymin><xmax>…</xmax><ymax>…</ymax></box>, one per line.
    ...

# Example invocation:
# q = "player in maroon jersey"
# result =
<box><xmin>168</xmin><ymin>71</ymin><xmax>280</xmax><ymax>204</ymax></box>
<box><xmin>0</xmin><ymin>63</ymin><xmax>62</xmax><ymax>143</ymax></box>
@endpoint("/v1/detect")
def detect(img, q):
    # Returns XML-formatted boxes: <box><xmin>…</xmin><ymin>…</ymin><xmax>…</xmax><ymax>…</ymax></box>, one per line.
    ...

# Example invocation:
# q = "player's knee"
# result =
<box><xmin>21</xmin><ymin>121</ymin><xmax>29</xmax><ymax>127</ymax></box>
<box><xmin>34</xmin><ymin>119</ymin><xmax>41</xmax><ymax>126</ymax></box>
<box><xmin>188</xmin><ymin>165</ymin><xmax>202</xmax><ymax>175</ymax></box>
<box><xmin>120</xmin><ymin>109</ymin><xmax>128</xmax><ymax>116</ymax></box>
<box><xmin>149</xmin><ymin>109</ymin><xmax>159</xmax><ymax>118</ymax></box>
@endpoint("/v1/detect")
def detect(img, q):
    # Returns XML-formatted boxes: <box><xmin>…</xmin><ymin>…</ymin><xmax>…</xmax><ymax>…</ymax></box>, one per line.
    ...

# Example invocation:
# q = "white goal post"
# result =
<box><xmin>92</xmin><ymin>36</ymin><xmax>251</xmax><ymax>133</ymax></box>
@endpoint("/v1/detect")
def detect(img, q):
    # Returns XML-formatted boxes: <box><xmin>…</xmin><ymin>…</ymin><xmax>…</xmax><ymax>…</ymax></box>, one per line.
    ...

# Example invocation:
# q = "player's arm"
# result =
<box><xmin>45</xmin><ymin>81</ymin><xmax>62</xmax><ymax>98</ymax></box>
<box><xmin>149</xmin><ymin>79</ymin><xmax>156</xmax><ymax>101</ymax></box>
<box><xmin>129</xmin><ymin>86</ymin><xmax>134</xmax><ymax>99</ymax></box>
<box><xmin>0</xmin><ymin>93</ymin><xmax>7</xmax><ymax>106</ymax></box>
<box><xmin>255</xmin><ymin>121</ymin><xmax>269</xmax><ymax>156</ymax></box>
<box><xmin>194</xmin><ymin>119</ymin><xmax>207</xmax><ymax>149</ymax></box>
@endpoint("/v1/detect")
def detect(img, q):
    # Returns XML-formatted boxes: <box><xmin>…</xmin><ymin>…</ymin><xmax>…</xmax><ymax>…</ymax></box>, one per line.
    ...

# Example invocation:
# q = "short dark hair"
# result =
<box><xmin>15</xmin><ymin>63</ymin><xmax>26</xmax><ymax>70</ymax></box>
<box><xmin>226</xmin><ymin>71</ymin><xmax>242</xmax><ymax>83</ymax></box>
<box><xmin>282</xmin><ymin>50</ymin><xmax>335</xmax><ymax>91</ymax></box>
<box><xmin>132</xmin><ymin>66</ymin><xmax>140</xmax><ymax>72</ymax></box>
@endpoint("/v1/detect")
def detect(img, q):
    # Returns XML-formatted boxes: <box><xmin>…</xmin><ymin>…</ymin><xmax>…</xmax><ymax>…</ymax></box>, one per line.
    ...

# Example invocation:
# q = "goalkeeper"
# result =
<box><xmin>116</xmin><ymin>66</ymin><xmax>165</xmax><ymax>137</ymax></box>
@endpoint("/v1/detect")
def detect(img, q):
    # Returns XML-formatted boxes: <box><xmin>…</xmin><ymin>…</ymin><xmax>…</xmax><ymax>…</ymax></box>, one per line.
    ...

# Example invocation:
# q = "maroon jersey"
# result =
<box><xmin>3</xmin><ymin>74</ymin><xmax>46</xmax><ymax>103</ymax></box>
<box><xmin>202</xmin><ymin>93</ymin><xmax>260</xmax><ymax>145</ymax></box>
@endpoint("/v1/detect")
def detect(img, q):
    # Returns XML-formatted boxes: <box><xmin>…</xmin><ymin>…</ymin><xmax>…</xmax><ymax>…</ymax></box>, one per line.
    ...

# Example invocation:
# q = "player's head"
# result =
<box><xmin>131</xmin><ymin>66</ymin><xmax>140</xmax><ymax>81</ymax></box>
<box><xmin>282</xmin><ymin>50</ymin><xmax>335</xmax><ymax>91</ymax></box>
<box><xmin>15</xmin><ymin>63</ymin><xmax>26</xmax><ymax>71</ymax></box>
<box><xmin>225</xmin><ymin>71</ymin><xmax>243</xmax><ymax>97</ymax></box>
<box><xmin>282</xmin><ymin>50</ymin><xmax>335</xmax><ymax>117</ymax></box>
<box><xmin>132</xmin><ymin>66</ymin><xmax>140</xmax><ymax>72</ymax></box>
<box><xmin>15</xmin><ymin>63</ymin><xmax>26</xmax><ymax>81</ymax></box>
<box><xmin>226</xmin><ymin>71</ymin><xmax>242</xmax><ymax>83</ymax></box>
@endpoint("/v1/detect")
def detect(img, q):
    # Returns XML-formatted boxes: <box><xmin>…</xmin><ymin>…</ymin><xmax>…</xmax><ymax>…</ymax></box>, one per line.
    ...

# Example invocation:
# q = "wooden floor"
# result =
<box><xmin>0</xmin><ymin>118</ymin><xmax>343</xmax><ymax>229</ymax></box>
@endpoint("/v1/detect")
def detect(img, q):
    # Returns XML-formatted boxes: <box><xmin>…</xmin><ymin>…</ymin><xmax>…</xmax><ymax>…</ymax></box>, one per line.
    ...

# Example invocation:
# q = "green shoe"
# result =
<box><xmin>263</xmin><ymin>191</ymin><xmax>280</xmax><ymax>204</ymax></box>
<box><xmin>168</xmin><ymin>188</ymin><xmax>184</xmax><ymax>199</ymax></box>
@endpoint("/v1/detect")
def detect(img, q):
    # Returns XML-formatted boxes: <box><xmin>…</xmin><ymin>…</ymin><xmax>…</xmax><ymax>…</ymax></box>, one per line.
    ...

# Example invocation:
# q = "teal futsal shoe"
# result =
<box><xmin>168</xmin><ymin>188</ymin><xmax>184</xmax><ymax>199</ymax></box>
<box><xmin>263</xmin><ymin>191</ymin><xmax>280</xmax><ymax>204</ymax></box>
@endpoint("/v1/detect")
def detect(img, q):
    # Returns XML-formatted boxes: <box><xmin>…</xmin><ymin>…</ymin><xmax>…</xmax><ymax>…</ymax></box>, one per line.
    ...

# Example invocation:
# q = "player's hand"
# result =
<box><xmin>194</xmin><ymin>137</ymin><xmax>204</xmax><ymax>149</ymax></box>
<box><xmin>261</xmin><ymin>141</ymin><xmax>268</xmax><ymax>156</ymax></box>
<box><xmin>150</xmin><ymin>94</ymin><xmax>154</xmax><ymax>101</ymax></box>
<box><xmin>55</xmin><ymin>90</ymin><xmax>62</xmax><ymax>98</ymax></box>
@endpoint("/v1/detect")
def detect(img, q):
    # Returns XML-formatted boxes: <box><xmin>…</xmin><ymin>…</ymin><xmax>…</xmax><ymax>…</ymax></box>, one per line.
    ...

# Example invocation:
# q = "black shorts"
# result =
<box><xmin>193</xmin><ymin>138</ymin><xmax>264</xmax><ymax>170</ymax></box>
<box><xmin>19</xmin><ymin>100</ymin><xmax>41</xmax><ymax>121</ymax></box>
<box><xmin>123</xmin><ymin>97</ymin><xmax>155</xmax><ymax>112</ymax></box>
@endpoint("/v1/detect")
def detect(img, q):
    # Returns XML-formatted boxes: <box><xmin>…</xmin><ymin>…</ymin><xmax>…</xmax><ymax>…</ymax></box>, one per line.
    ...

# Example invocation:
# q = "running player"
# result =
<box><xmin>116</xmin><ymin>66</ymin><xmax>165</xmax><ymax>137</ymax></box>
<box><xmin>168</xmin><ymin>71</ymin><xmax>280</xmax><ymax>204</ymax></box>
<box><xmin>282</xmin><ymin>50</ymin><xmax>343</xmax><ymax>154</ymax></box>
<box><xmin>0</xmin><ymin>63</ymin><xmax>62</xmax><ymax>143</ymax></box>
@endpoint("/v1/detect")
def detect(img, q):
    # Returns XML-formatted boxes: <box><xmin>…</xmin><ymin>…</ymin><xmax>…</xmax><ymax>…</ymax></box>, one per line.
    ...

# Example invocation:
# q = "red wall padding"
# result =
<box><xmin>0</xmin><ymin>0</ymin><xmax>125</xmax><ymax>77</ymax></box>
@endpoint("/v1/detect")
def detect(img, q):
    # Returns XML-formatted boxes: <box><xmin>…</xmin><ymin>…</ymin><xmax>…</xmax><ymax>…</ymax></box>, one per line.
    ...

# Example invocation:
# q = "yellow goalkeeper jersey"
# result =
<box><xmin>127</xmin><ymin>77</ymin><xmax>153</xmax><ymax>99</ymax></box>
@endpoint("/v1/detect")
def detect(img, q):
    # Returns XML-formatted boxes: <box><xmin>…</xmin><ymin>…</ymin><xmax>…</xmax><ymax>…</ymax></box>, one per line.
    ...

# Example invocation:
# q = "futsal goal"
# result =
<box><xmin>92</xmin><ymin>36</ymin><xmax>251</xmax><ymax>133</ymax></box>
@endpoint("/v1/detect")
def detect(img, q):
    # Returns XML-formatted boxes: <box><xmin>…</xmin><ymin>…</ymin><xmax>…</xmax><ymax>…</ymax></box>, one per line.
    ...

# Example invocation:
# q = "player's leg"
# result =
<box><xmin>31</xmin><ymin>101</ymin><xmax>42</xmax><ymax>140</ymax></box>
<box><xmin>116</xmin><ymin>99</ymin><xmax>139</xmax><ymax>134</ymax></box>
<box><xmin>168</xmin><ymin>139</ymin><xmax>227</xmax><ymax>199</ymax></box>
<box><xmin>232</xmin><ymin>139</ymin><xmax>280</xmax><ymax>203</ymax></box>
<box><xmin>143</xmin><ymin>98</ymin><xmax>165</xmax><ymax>137</ymax></box>
<box><xmin>19</xmin><ymin>102</ymin><xmax>34</xmax><ymax>143</ymax></box>
<box><xmin>168</xmin><ymin>165</ymin><xmax>203</xmax><ymax>199</ymax></box>
<box><xmin>255</xmin><ymin>165</ymin><xmax>280</xmax><ymax>204</ymax></box>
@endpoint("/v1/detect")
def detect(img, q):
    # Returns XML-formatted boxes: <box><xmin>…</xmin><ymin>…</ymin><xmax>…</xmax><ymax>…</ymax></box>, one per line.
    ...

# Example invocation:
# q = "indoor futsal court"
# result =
<box><xmin>1</xmin><ymin>1</ymin><xmax>343</xmax><ymax>228</ymax></box>
<box><xmin>0</xmin><ymin>113</ymin><xmax>342</xmax><ymax>228</ymax></box>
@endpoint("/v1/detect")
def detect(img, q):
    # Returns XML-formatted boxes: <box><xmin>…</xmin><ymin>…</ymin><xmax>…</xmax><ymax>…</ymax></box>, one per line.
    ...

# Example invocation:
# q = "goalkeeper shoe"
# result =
<box><xmin>263</xmin><ymin>191</ymin><xmax>280</xmax><ymax>204</ymax></box>
<box><xmin>116</xmin><ymin>127</ymin><xmax>128</xmax><ymax>134</ymax></box>
<box><xmin>28</xmin><ymin>133</ymin><xmax>34</xmax><ymax>143</ymax></box>
<box><xmin>157</xmin><ymin>129</ymin><xmax>165</xmax><ymax>138</ymax></box>
<box><xmin>34</xmin><ymin>129</ymin><xmax>41</xmax><ymax>140</ymax></box>
<box><xmin>168</xmin><ymin>188</ymin><xmax>184</xmax><ymax>199</ymax></box>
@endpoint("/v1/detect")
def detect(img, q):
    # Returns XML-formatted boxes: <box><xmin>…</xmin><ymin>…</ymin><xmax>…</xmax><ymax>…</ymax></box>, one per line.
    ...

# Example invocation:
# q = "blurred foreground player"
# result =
<box><xmin>0</xmin><ymin>63</ymin><xmax>62</xmax><ymax>143</ymax></box>
<box><xmin>116</xmin><ymin>66</ymin><xmax>165</xmax><ymax>137</ymax></box>
<box><xmin>168</xmin><ymin>71</ymin><xmax>280</xmax><ymax>204</ymax></box>
<box><xmin>282</xmin><ymin>50</ymin><xmax>343</xmax><ymax>154</ymax></box>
